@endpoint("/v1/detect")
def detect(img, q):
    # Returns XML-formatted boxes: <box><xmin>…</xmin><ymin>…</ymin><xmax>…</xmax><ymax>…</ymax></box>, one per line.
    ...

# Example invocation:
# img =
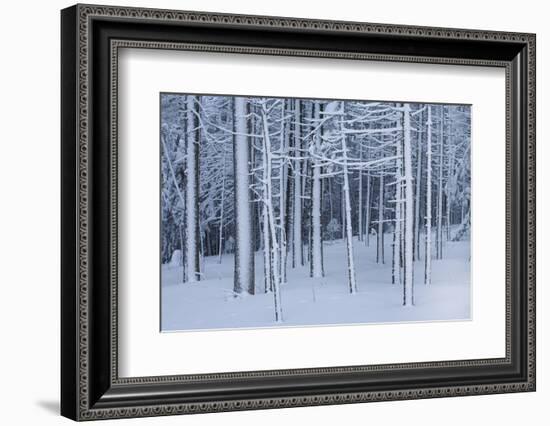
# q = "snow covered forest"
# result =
<box><xmin>160</xmin><ymin>93</ymin><xmax>471</xmax><ymax>331</ymax></box>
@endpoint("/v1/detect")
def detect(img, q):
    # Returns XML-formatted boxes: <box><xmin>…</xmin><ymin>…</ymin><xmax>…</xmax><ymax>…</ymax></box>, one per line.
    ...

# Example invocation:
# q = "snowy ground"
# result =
<box><xmin>161</xmin><ymin>236</ymin><xmax>470</xmax><ymax>332</ymax></box>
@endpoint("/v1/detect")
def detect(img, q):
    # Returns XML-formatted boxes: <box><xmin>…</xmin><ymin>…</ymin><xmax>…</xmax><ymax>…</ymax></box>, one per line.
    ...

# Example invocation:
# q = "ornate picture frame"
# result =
<box><xmin>61</xmin><ymin>4</ymin><xmax>535</xmax><ymax>421</ymax></box>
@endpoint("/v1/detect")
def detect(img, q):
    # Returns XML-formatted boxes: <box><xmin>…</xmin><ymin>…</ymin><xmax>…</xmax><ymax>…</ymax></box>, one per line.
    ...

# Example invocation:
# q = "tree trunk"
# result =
<box><xmin>179</xmin><ymin>225</ymin><xmax>185</xmax><ymax>282</ymax></box>
<box><xmin>365</xmin><ymin>173</ymin><xmax>371</xmax><ymax>247</ymax></box>
<box><xmin>392</xmin><ymin>118</ymin><xmax>403</xmax><ymax>285</ymax></box>
<box><xmin>436</xmin><ymin>105</ymin><xmax>445</xmax><ymax>259</ymax></box>
<box><xmin>262</xmin><ymin>200</ymin><xmax>272</xmax><ymax>292</ymax></box>
<box><xmin>340</xmin><ymin>107</ymin><xmax>358</xmax><ymax>294</ymax></box>
<box><xmin>328</xmin><ymin>177</ymin><xmax>334</xmax><ymax>229</ymax></box>
<box><xmin>292</xmin><ymin>99</ymin><xmax>303</xmax><ymax>268</ymax></box>
<box><xmin>402</xmin><ymin>104</ymin><xmax>414</xmax><ymax>306</ymax></box>
<box><xmin>341</xmin><ymin>185</ymin><xmax>345</xmax><ymax>240</ymax></box>
<box><xmin>446</xmin><ymin>144</ymin><xmax>455</xmax><ymax>242</ymax></box>
<box><xmin>260</xmin><ymin>103</ymin><xmax>283</xmax><ymax>321</ymax></box>
<box><xmin>233</xmin><ymin>97</ymin><xmax>255</xmax><ymax>295</ymax></box>
<box><xmin>358</xmin><ymin>143</ymin><xmax>363</xmax><ymax>242</ymax></box>
<box><xmin>185</xmin><ymin>95</ymin><xmax>200</xmax><ymax>282</ymax></box>
<box><xmin>217</xmin><ymin>147</ymin><xmax>227</xmax><ymax>264</ymax></box>
<box><xmin>310</xmin><ymin>102</ymin><xmax>324</xmax><ymax>278</ymax></box>
<box><xmin>414</xmin><ymin>114</ymin><xmax>423</xmax><ymax>261</ymax></box>
<box><xmin>377</xmin><ymin>172</ymin><xmax>385</xmax><ymax>264</ymax></box>
<box><xmin>279</xmin><ymin>101</ymin><xmax>289</xmax><ymax>284</ymax></box>
<box><xmin>424</xmin><ymin>106</ymin><xmax>433</xmax><ymax>286</ymax></box>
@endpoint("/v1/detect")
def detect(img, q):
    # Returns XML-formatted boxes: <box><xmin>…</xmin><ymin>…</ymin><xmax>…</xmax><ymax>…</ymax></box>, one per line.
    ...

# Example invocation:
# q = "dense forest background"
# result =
<box><xmin>160</xmin><ymin>93</ymin><xmax>471</xmax><ymax>328</ymax></box>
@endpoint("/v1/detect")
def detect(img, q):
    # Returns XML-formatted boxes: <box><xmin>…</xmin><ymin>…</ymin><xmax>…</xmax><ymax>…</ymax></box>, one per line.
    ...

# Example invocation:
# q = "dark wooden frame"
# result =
<box><xmin>61</xmin><ymin>3</ymin><xmax>536</xmax><ymax>421</ymax></box>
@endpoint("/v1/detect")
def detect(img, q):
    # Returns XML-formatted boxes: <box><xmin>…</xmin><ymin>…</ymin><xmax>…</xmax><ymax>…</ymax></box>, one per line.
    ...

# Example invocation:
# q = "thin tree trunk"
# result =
<box><xmin>179</xmin><ymin>224</ymin><xmax>185</xmax><ymax>282</ymax></box>
<box><xmin>446</xmin><ymin>145</ymin><xmax>455</xmax><ymax>241</ymax></box>
<box><xmin>311</xmin><ymin>102</ymin><xmax>324</xmax><ymax>278</ymax></box>
<box><xmin>391</xmin><ymin>227</ymin><xmax>397</xmax><ymax>284</ymax></box>
<box><xmin>365</xmin><ymin>173</ymin><xmax>371</xmax><ymax>247</ymax></box>
<box><xmin>279</xmin><ymin>101</ymin><xmax>289</xmax><ymax>284</ymax></box>
<box><xmin>402</xmin><ymin>104</ymin><xmax>414</xmax><ymax>306</ymax></box>
<box><xmin>341</xmin><ymin>185</ymin><xmax>345</xmax><ymax>240</ymax></box>
<box><xmin>260</xmin><ymin>103</ymin><xmax>283</xmax><ymax>321</ymax></box>
<box><xmin>436</xmin><ymin>105</ymin><xmax>445</xmax><ymax>259</ymax></box>
<box><xmin>358</xmin><ymin>143</ymin><xmax>363</xmax><ymax>242</ymax></box>
<box><xmin>424</xmin><ymin>107</ymin><xmax>433</xmax><ymax>286</ymax></box>
<box><xmin>292</xmin><ymin>99</ymin><xmax>303</xmax><ymax>268</ymax></box>
<box><xmin>262</xmin><ymin>200</ymin><xmax>272</xmax><ymax>292</ymax></box>
<box><xmin>377</xmin><ymin>172</ymin><xmax>385</xmax><ymax>264</ymax></box>
<box><xmin>300</xmin><ymin>110</ymin><xmax>309</xmax><ymax>267</ymax></box>
<box><xmin>393</xmin><ymin>119</ymin><xmax>403</xmax><ymax>285</ymax></box>
<box><xmin>304</xmin><ymin>158</ymin><xmax>312</xmax><ymax>265</ymax></box>
<box><xmin>414</xmin><ymin>114</ymin><xmax>423</xmax><ymax>261</ymax></box>
<box><xmin>217</xmin><ymin>147</ymin><xmax>227</xmax><ymax>264</ymax></box>
<box><xmin>340</xmin><ymin>107</ymin><xmax>358</xmax><ymax>294</ymax></box>
<box><xmin>185</xmin><ymin>95</ymin><xmax>200</xmax><ymax>282</ymax></box>
<box><xmin>328</xmin><ymin>177</ymin><xmax>334</xmax><ymax>229</ymax></box>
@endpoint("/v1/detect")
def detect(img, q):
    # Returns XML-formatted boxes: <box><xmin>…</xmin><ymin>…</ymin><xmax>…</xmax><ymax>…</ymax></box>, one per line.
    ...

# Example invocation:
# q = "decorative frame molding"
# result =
<box><xmin>61</xmin><ymin>3</ymin><xmax>536</xmax><ymax>421</ymax></box>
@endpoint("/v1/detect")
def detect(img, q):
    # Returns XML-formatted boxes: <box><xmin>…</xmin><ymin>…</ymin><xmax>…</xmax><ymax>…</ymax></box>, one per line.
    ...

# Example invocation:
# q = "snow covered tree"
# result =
<box><xmin>401</xmin><ymin>103</ymin><xmax>414</xmax><ymax>306</ymax></box>
<box><xmin>291</xmin><ymin>99</ymin><xmax>303</xmax><ymax>268</ymax></box>
<box><xmin>364</xmin><ymin>172</ymin><xmax>372</xmax><ymax>247</ymax></box>
<box><xmin>233</xmin><ymin>97</ymin><xmax>255</xmax><ymax>295</ymax></box>
<box><xmin>257</xmin><ymin>98</ymin><xmax>284</xmax><ymax>320</ymax></box>
<box><xmin>338</xmin><ymin>102</ymin><xmax>358</xmax><ymax>294</ymax></box>
<box><xmin>413</xmin><ymin>109</ymin><xmax>423</xmax><ymax>261</ymax></box>
<box><xmin>376</xmin><ymin>171</ymin><xmax>385</xmax><ymax>264</ymax></box>
<box><xmin>424</xmin><ymin>106</ymin><xmax>433</xmax><ymax>286</ymax></box>
<box><xmin>185</xmin><ymin>95</ymin><xmax>201</xmax><ymax>282</ymax></box>
<box><xmin>279</xmin><ymin>99</ymin><xmax>291</xmax><ymax>284</ymax></box>
<box><xmin>392</xmin><ymin>108</ymin><xmax>403</xmax><ymax>286</ymax></box>
<box><xmin>310</xmin><ymin>101</ymin><xmax>324</xmax><ymax>278</ymax></box>
<box><xmin>436</xmin><ymin>105</ymin><xmax>445</xmax><ymax>260</ymax></box>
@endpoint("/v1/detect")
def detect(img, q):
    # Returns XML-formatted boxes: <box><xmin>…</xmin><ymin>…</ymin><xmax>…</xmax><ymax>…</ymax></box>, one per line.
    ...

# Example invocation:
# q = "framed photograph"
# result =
<box><xmin>61</xmin><ymin>4</ymin><xmax>536</xmax><ymax>421</ymax></box>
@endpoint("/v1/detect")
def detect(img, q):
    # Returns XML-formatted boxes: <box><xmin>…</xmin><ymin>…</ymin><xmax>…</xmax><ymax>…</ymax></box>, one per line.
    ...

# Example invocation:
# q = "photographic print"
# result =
<box><xmin>160</xmin><ymin>93</ymin><xmax>471</xmax><ymax>332</ymax></box>
<box><xmin>61</xmin><ymin>7</ymin><xmax>535</xmax><ymax>418</ymax></box>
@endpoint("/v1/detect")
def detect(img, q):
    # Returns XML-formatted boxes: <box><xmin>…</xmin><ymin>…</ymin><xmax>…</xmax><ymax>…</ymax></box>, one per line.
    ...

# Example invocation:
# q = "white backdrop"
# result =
<box><xmin>0</xmin><ymin>0</ymin><xmax>546</xmax><ymax>425</ymax></box>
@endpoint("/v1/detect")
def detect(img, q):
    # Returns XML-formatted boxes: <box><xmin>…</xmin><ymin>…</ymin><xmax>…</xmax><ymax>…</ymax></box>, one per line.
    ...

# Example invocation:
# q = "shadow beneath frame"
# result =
<box><xmin>36</xmin><ymin>400</ymin><xmax>59</xmax><ymax>416</ymax></box>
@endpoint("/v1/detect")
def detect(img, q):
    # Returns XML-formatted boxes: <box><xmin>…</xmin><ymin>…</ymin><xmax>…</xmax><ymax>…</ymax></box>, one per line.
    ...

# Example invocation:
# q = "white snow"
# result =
<box><xmin>161</xmin><ymin>235</ymin><xmax>470</xmax><ymax>331</ymax></box>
